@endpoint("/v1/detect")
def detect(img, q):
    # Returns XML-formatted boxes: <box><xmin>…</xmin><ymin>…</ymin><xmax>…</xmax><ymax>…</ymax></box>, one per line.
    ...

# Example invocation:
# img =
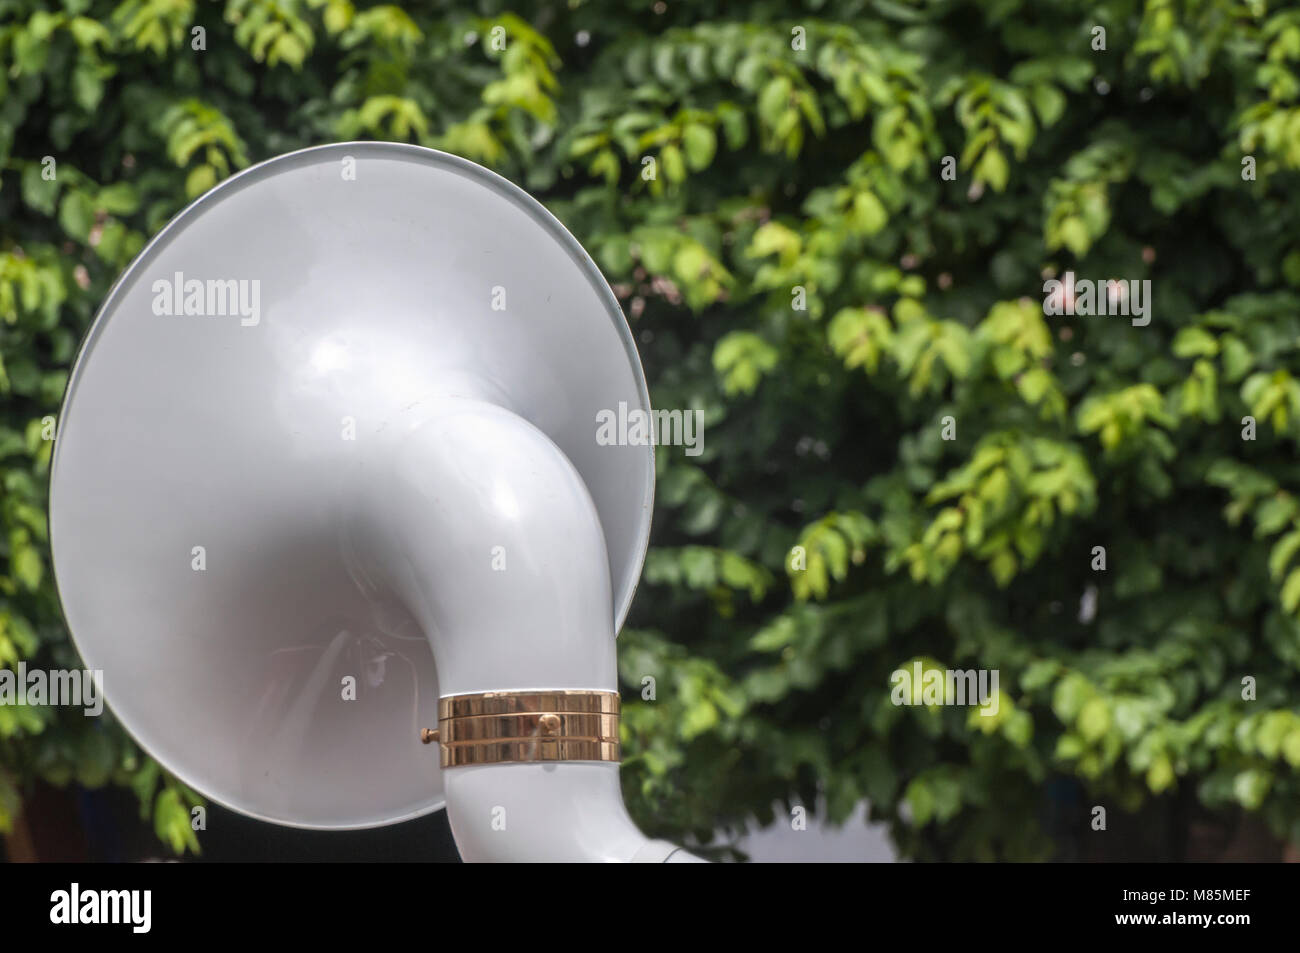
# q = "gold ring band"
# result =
<box><xmin>428</xmin><ymin>690</ymin><xmax>620</xmax><ymax>767</ymax></box>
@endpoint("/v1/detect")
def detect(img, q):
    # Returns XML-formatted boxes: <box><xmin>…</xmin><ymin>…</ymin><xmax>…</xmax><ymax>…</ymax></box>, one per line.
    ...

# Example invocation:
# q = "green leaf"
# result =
<box><xmin>58</xmin><ymin>191</ymin><xmax>95</xmax><ymax>240</ymax></box>
<box><xmin>1146</xmin><ymin>753</ymin><xmax>1175</xmax><ymax>793</ymax></box>
<box><xmin>12</xmin><ymin>543</ymin><xmax>42</xmax><ymax>591</ymax></box>
<box><xmin>1172</xmin><ymin>326</ymin><xmax>1218</xmax><ymax>358</ymax></box>
<box><xmin>974</xmin><ymin>147</ymin><xmax>1008</xmax><ymax>192</ymax></box>
<box><xmin>1281</xmin><ymin>568</ymin><xmax>1300</xmax><ymax>613</ymax></box>
<box><xmin>1077</xmin><ymin>697</ymin><xmax>1111</xmax><ymax>741</ymax></box>
<box><xmin>681</xmin><ymin>123</ymin><xmax>716</xmax><ymax>170</ymax></box>
<box><xmin>660</xmin><ymin>144</ymin><xmax>686</xmax><ymax>183</ymax></box>
<box><xmin>713</xmin><ymin>331</ymin><xmax>778</xmax><ymax>396</ymax></box>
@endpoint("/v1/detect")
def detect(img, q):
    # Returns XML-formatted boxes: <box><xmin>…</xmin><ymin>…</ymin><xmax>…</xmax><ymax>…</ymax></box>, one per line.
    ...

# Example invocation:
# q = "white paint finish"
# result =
<box><xmin>48</xmin><ymin>143</ymin><xmax>656</xmax><ymax>835</ymax></box>
<box><xmin>350</xmin><ymin>398</ymin><xmax>700</xmax><ymax>861</ymax></box>
<box><xmin>349</xmin><ymin>398</ymin><xmax>618</xmax><ymax>695</ymax></box>
<box><xmin>446</xmin><ymin>763</ymin><xmax>661</xmax><ymax>863</ymax></box>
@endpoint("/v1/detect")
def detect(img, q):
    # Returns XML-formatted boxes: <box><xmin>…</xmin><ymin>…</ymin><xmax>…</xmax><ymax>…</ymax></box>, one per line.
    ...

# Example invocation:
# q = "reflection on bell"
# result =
<box><xmin>50</xmin><ymin>142</ymin><xmax>701</xmax><ymax>862</ymax></box>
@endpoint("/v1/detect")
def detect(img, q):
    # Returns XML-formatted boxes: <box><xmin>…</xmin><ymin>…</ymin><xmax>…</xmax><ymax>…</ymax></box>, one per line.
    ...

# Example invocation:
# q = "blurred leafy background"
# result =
<box><xmin>4</xmin><ymin>0</ymin><xmax>1300</xmax><ymax>861</ymax></box>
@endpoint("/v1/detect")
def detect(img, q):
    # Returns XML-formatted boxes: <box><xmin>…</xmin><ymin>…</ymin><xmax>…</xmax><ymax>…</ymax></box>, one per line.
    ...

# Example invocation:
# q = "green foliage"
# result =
<box><xmin>3</xmin><ymin>0</ymin><xmax>1300</xmax><ymax>860</ymax></box>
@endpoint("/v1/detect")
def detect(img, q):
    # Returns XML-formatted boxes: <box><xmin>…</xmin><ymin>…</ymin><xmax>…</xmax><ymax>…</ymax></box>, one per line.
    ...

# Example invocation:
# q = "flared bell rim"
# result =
<box><xmin>52</xmin><ymin>140</ymin><xmax>656</xmax><ymax>637</ymax></box>
<box><xmin>47</xmin><ymin>142</ymin><xmax>656</xmax><ymax>830</ymax></box>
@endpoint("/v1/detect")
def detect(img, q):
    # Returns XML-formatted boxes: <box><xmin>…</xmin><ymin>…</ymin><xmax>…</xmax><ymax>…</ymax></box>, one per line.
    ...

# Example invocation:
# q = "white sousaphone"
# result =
<box><xmin>49</xmin><ymin>141</ymin><xmax>702</xmax><ymax>862</ymax></box>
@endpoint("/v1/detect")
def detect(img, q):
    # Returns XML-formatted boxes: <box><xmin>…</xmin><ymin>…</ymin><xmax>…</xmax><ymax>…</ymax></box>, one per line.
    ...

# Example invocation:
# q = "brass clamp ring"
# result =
<box><xmin>421</xmin><ymin>690</ymin><xmax>620</xmax><ymax>767</ymax></box>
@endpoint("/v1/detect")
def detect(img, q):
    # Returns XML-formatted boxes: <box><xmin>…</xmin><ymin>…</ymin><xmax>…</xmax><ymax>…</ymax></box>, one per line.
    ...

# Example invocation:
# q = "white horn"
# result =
<box><xmin>49</xmin><ymin>142</ymin><xmax>702</xmax><ymax>862</ymax></box>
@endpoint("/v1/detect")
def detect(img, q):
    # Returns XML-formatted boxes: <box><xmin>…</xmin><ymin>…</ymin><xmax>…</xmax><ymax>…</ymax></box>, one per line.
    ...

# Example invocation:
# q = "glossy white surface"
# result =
<box><xmin>446</xmin><ymin>764</ymin><xmax>669</xmax><ymax>863</ymax></box>
<box><xmin>49</xmin><ymin>143</ymin><xmax>655</xmax><ymax>831</ymax></box>
<box><xmin>354</xmin><ymin>399</ymin><xmax>701</xmax><ymax>861</ymax></box>
<box><xmin>350</xmin><ymin>398</ymin><xmax>618</xmax><ymax>695</ymax></box>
